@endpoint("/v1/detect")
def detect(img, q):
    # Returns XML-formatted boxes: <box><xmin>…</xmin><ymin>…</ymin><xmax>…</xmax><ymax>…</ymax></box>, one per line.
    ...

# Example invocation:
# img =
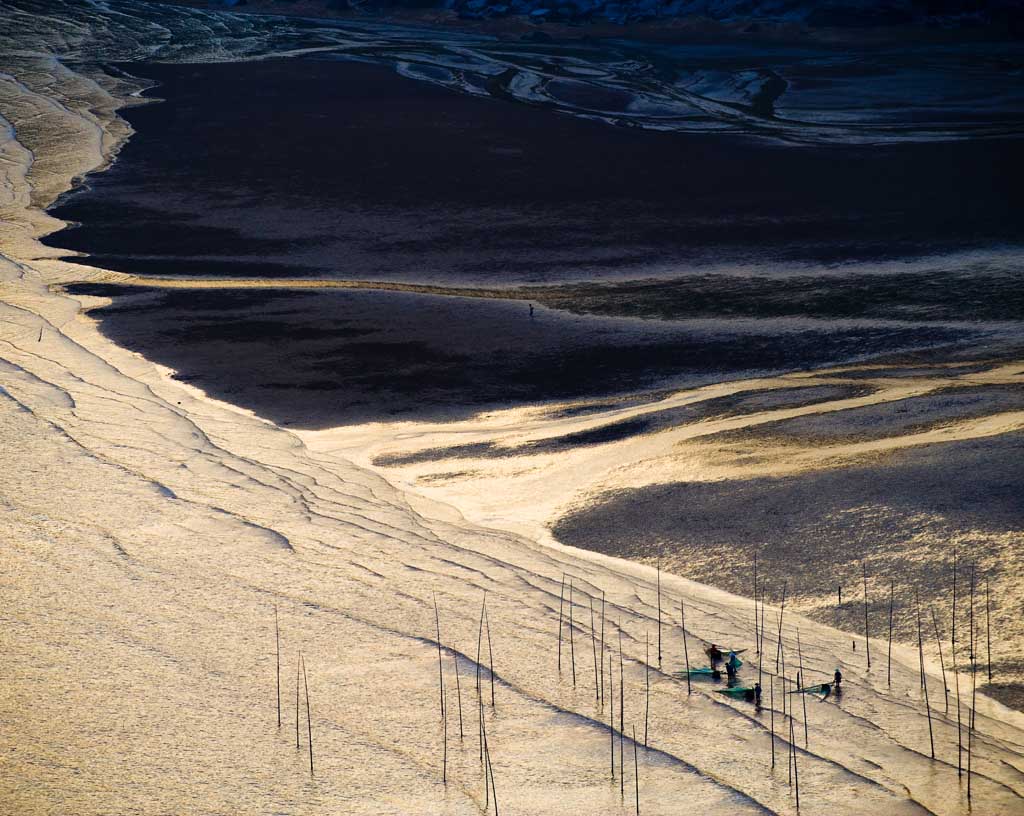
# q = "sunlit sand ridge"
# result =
<box><xmin>2</xmin><ymin>2</ymin><xmax>1023</xmax><ymax>814</ymax></box>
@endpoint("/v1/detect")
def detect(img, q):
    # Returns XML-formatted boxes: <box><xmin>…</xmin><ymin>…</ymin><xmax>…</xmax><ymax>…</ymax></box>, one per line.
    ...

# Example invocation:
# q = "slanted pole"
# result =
<box><xmin>486</xmin><ymin>602</ymin><xmax>496</xmax><ymax>707</ymax></box>
<box><xmin>985</xmin><ymin>576</ymin><xmax>992</xmax><ymax>682</ymax></box>
<box><xmin>302</xmin><ymin>655</ymin><xmax>314</xmax><ymax>775</ymax></box>
<box><xmin>753</xmin><ymin>552</ymin><xmax>759</xmax><ymax>652</ymax></box>
<box><xmin>862</xmin><ymin>562</ymin><xmax>871</xmax><ymax>669</ymax></box>
<box><xmin>569</xmin><ymin>579</ymin><xmax>576</xmax><ymax>687</ymax></box>
<box><xmin>557</xmin><ymin>574</ymin><xmax>565</xmax><ymax>674</ymax></box>
<box><xmin>680</xmin><ymin>600</ymin><xmax>691</xmax><ymax>695</ymax></box>
<box><xmin>274</xmin><ymin>606</ymin><xmax>282</xmax><ymax>724</ymax></box>
<box><xmin>633</xmin><ymin>724</ymin><xmax>640</xmax><ymax>815</ymax></box>
<box><xmin>968</xmin><ymin>589</ymin><xmax>978</xmax><ymax>803</ymax></box>
<box><xmin>619</xmin><ymin>625</ymin><xmax>625</xmax><ymax>798</ymax></box>
<box><xmin>770</xmin><ymin>674</ymin><xmax>776</xmax><ymax>769</ymax></box>
<box><xmin>433</xmin><ymin>593</ymin><xmax>446</xmax><ymax>720</ymax></box>
<box><xmin>657</xmin><ymin>559</ymin><xmax>662</xmax><ymax>668</ymax></box>
<box><xmin>917</xmin><ymin>591</ymin><xmax>935</xmax><ymax>759</ymax></box>
<box><xmin>797</xmin><ymin>629</ymin><xmax>809</xmax><ymax>748</ymax></box>
<box><xmin>590</xmin><ymin>596</ymin><xmax>600</xmax><ymax>702</ymax></box>
<box><xmin>775</xmin><ymin>581</ymin><xmax>788</xmax><ymax>672</ymax></box>
<box><xmin>609</xmin><ymin>652</ymin><xmax>615</xmax><ymax>781</ymax></box>
<box><xmin>644</xmin><ymin>633</ymin><xmax>650</xmax><ymax>747</ymax></box>
<box><xmin>791</xmin><ymin>689</ymin><xmax>800</xmax><ymax>810</ymax></box>
<box><xmin>601</xmin><ymin>590</ymin><xmax>607</xmax><ymax>705</ymax></box>
<box><xmin>887</xmin><ymin>579</ymin><xmax>894</xmax><ymax>686</ymax></box>
<box><xmin>453</xmin><ymin>652</ymin><xmax>465</xmax><ymax>739</ymax></box>
<box><xmin>930</xmin><ymin>607</ymin><xmax>950</xmax><ymax>714</ymax></box>
<box><xmin>295</xmin><ymin>651</ymin><xmax>301</xmax><ymax>750</ymax></box>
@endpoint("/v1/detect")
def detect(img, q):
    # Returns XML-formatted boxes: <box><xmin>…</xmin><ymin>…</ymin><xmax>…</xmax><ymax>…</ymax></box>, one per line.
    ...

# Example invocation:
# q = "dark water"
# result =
<box><xmin>54</xmin><ymin>58</ymin><xmax>1023</xmax><ymax>427</ymax></box>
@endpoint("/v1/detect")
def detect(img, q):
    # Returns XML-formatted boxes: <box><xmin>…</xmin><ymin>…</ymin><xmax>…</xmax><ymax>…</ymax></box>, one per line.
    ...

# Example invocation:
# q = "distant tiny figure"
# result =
<box><xmin>834</xmin><ymin>668</ymin><xmax>843</xmax><ymax>690</ymax></box>
<box><xmin>707</xmin><ymin>643</ymin><xmax>723</xmax><ymax>666</ymax></box>
<box><xmin>529</xmin><ymin>303</ymin><xmax>534</xmax><ymax>318</ymax></box>
<box><xmin>754</xmin><ymin>681</ymin><xmax>763</xmax><ymax>707</ymax></box>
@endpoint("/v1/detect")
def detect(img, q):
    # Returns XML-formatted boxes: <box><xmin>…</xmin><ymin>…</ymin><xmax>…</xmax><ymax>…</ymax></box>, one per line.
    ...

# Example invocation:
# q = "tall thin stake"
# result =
<box><xmin>453</xmin><ymin>653</ymin><xmax>465</xmax><ymax>739</ymax></box>
<box><xmin>953</xmin><ymin>550</ymin><xmax>962</xmax><ymax>776</ymax></box>
<box><xmin>968</xmin><ymin>592</ymin><xmax>978</xmax><ymax>803</ymax></box>
<box><xmin>985</xmin><ymin>576</ymin><xmax>992</xmax><ymax>682</ymax></box>
<box><xmin>600</xmin><ymin>590</ymin><xmax>607</xmax><ymax>705</ymax></box>
<box><xmin>753</xmin><ymin>552</ymin><xmax>759</xmax><ymax>652</ymax></box>
<box><xmin>609</xmin><ymin>652</ymin><xmax>615</xmax><ymax>781</ymax></box>
<box><xmin>633</xmin><ymin>725</ymin><xmax>640</xmax><ymax>815</ymax></box>
<box><xmin>791</xmin><ymin>690</ymin><xmax>800</xmax><ymax>811</ymax></box>
<box><xmin>569</xmin><ymin>579</ymin><xmax>576</xmax><ymax>687</ymax></box>
<box><xmin>557</xmin><ymin>574</ymin><xmax>565</xmax><ymax>675</ymax></box>
<box><xmin>968</xmin><ymin>564</ymin><xmax>977</xmax><ymax>800</ymax></box>
<box><xmin>274</xmin><ymin>606</ymin><xmax>281</xmax><ymax>728</ymax></box>
<box><xmin>619</xmin><ymin>625</ymin><xmax>625</xmax><ymax>798</ymax></box>
<box><xmin>477</xmin><ymin>593</ymin><xmax>486</xmax><ymax>697</ymax></box>
<box><xmin>862</xmin><ymin>562</ymin><xmax>871</xmax><ymax>669</ymax></box>
<box><xmin>295</xmin><ymin>651</ymin><xmax>301</xmax><ymax>750</ymax></box>
<box><xmin>590</xmin><ymin>596</ymin><xmax>600</xmax><ymax>702</ymax></box>
<box><xmin>302</xmin><ymin>655</ymin><xmax>314</xmax><ymax>775</ymax></box>
<box><xmin>929</xmin><ymin>608</ymin><xmax>949</xmax><ymax>714</ymax></box>
<box><xmin>481</xmin><ymin>698</ymin><xmax>488</xmax><ymax>807</ymax></box>
<box><xmin>433</xmin><ymin>594</ymin><xmax>446</xmax><ymax>720</ymax></box>
<box><xmin>657</xmin><ymin>559</ymin><xmax>662</xmax><ymax>668</ymax></box>
<box><xmin>774</xmin><ymin>581</ymin><xmax>788</xmax><ymax>672</ymax></box>
<box><xmin>644</xmin><ymin>633</ymin><xmax>650</xmax><ymax>747</ymax></box>
<box><xmin>680</xmin><ymin>600</ymin><xmax>691</xmax><ymax>695</ymax></box>
<box><xmin>797</xmin><ymin>629</ymin><xmax>809</xmax><ymax>748</ymax></box>
<box><xmin>486</xmin><ymin>602</ymin><xmax>496</xmax><ymax>707</ymax></box>
<box><xmin>770</xmin><ymin>675</ymin><xmax>776</xmax><ymax>769</ymax></box>
<box><xmin>887</xmin><ymin>579</ymin><xmax>894</xmax><ymax>686</ymax></box>
<box><xmin>916</xmin><ymin>591</ymin><xmax>935</xmax><ymax>759</ymax></box>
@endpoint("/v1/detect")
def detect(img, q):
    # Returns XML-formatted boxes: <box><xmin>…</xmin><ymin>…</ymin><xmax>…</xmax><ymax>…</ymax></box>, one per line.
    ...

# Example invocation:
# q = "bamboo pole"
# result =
<box><xmin>619</xmin><ymin>625</ymin><xmax>625</xmax><ymax>798</ymax></box>
<box><xmin>644</xmin><ymin>633</ymin><xmax>650</xmax><ymax>747</ymax></box>
<box><xmin>274</xmin><ymin>606</ymin><xmax>281</xmax><ymax>728</ymax></box>
<box><xmin>477</xmin><ymin>593</ymin><xmax>485</xmax><ymax>697</ymax></box>
<box><xmin>791</xmin><ymin>688</ymin><xmax>800</xmax><ymax>810</ymax></box>
<box><xmin>680</xmin><ymin>600</ymin><xmax>691</xmax><ymax>695</ymax></box>
<box><xmin>929</xmin><ymin>608</ymin><xmax>949</xmax><ymax>714</ymax></box>
<box><xmin>787</xmin><ymin>676</ymin><xmax>793</xmax><ymax>787</ymax></box>
<box><xmin>953</xmin><ymin>550</ymin><xmax>962</xmax><ymax>776</ymax></box>
<box><xmin>609</xmin><ymin>652</ymin><xmax>615</xmax><ymax>781</ymax></box>
<box><xmin>453</xmin><ymin>652</ymin><xmax>465</xmax><ymax>739</ymax></box>
<box><xmin>433</xmin><ymin>594</ymin><xmax>446</xmax><ymax>720</ymax></box>
<box><xmin>557</xmin><ymin>574</ymin><xmax>565</xmax><ymax>675</ymax></box>
<box><xmin>486</xmin><ymin>602</ymin><xmax>496</xmax><ymax>707</ymax></box>
<box><xmin>753</xmin><ymin>553</ymin><xmax>759</xmax><ymax>653</ymax></box>
<box><xmin>486</xmin><ymin>738</ymin><xmax>498</xmax><ymax>815</ymax></box>
<box><xmin>633</xmin><ymin>725</ymin><xmax>640</xmax><ymax>815</ymax></box>
<box><xmin>862</xmin><ymin>562</ymin><xmax>871</xmax><ymax>670</ymax></box>
<box><xmin>797</xmin><ymin>629</ymin><xmax>809</xmax><ymax>748</ymax></box>
<box><xmin>968</xmin><ymin>564</ymin><xmax>977</xmax><ymax>800</ymax></box>
<box><xmin>770</xmin><ymin>674</ymin><xmax>776</xmax><ymax>769</ymax></box>
<box><xmin>758</xmin><ymin>580</ymin><xmax>767</xmax><ymax>674</ymax></box>
<box><xmin>986</xmin><ymin>576</ymin><xmax>992</xmax><ymax>682</ymax></box>
<box><xmin>774</xmin><ymin>581</ymin><xmax>788</xmax><ymax>672</ymax></box>
<box><xmin>915</xmin><ymin>591</ymin><xmax>935</xmax><ymax>759</ymax></box>
<box><xmin>302</xmin><ymin>655</ymin><xmax>313</xmax><ymax>775</ymax></box>
<box><xmin>590</xmin><ymin>596</ymin><xmax>599</xmax><ymax>703</ymax></box>
<box><xmin>569</xmin><ymin>579</ymin><xmax>576</xmax><ymax>687</ymax></box>
<box><xmin>295</xmin><ymin>651</ymin><xmax>301</xmax><ymax>750</ymax></box>
<box><xmin>887</xmin><ymin>579</ymin><xmax>894</xmax><ymax>686</ymax></box>
<box><xmin>657</xmin><ymin>559</ymin><xmax>662</xmax><ymax>668</ymax></box>
<box><xmin>477</xmin><ymin>593</ymin><xmax>486</xmax><ymax>762</ymax></box>
<box><xmin>481</xmin><ymin>697</ymin><xmax>488</xmax><ymax>808</ymax></box>
<box><xmin>601</xmin><ymin>590</ymin><xmax>606</xmax><ymax>705</ymax></box>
